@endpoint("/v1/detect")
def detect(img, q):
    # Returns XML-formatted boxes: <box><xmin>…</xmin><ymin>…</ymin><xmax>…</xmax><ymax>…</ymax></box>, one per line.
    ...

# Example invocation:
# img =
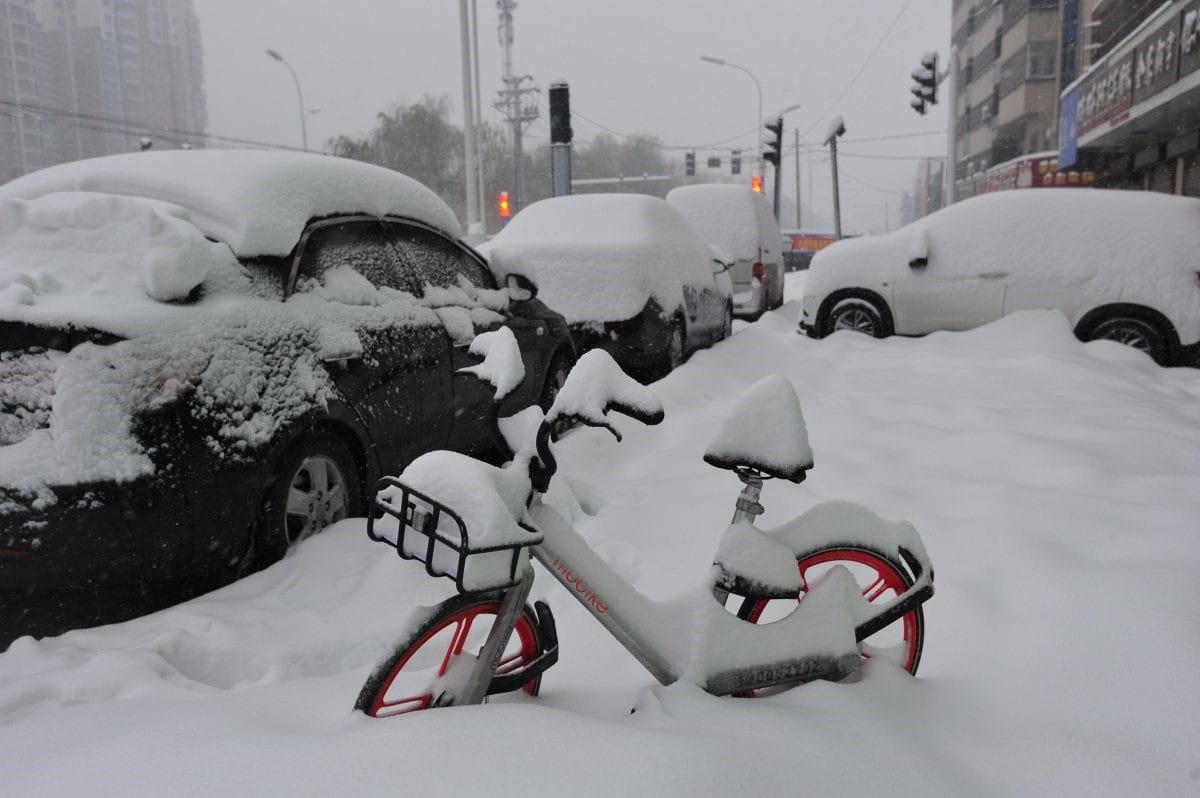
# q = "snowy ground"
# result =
<box><xmin>2</xmin><ymin>272</ymin><xmax>1199</xmax><ymax>795</ymax></box>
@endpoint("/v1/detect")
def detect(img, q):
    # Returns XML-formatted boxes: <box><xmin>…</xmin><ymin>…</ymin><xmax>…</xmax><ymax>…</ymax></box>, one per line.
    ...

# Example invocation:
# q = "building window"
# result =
<box><xmin>1027</xmin><ymin>41</ymin><xmax>1056</xmax><ymax>79</ymax></box>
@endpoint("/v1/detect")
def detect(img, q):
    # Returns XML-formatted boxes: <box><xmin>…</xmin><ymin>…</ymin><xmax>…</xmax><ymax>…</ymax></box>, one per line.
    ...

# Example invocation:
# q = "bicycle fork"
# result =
<box><xmin>436</xmin><ymin>565</ymin><xmax>536</xmax><ymax>708</ymax></box>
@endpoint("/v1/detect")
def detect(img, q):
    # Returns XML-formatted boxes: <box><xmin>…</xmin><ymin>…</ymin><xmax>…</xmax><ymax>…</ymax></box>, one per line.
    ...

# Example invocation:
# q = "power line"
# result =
<box><xmin>0</xmin><ymin>98</ymin><xmax>306</xmax><ymax>152</ymax></box>
<box><xmin>802</xmin><ymin>0</ymin><xmax>917</xmax><ymax>139</ymax></box>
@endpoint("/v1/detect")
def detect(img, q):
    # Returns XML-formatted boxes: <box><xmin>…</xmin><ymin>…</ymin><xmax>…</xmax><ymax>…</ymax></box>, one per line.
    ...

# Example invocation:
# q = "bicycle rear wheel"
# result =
<box><xmin>356</xmin><ymin>593</ymin><xmax>545</xmax><ymax>718</ymax></box>
<box><xmin>737</xmin><ymin>545</ymin><xmax>925</xmax><ymax>685</ymax></box>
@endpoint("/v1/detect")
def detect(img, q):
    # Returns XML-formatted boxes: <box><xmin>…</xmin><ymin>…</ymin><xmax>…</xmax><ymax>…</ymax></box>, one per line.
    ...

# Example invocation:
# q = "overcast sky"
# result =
<box><xmin>197</xmin><ymin>0</ymin><xmax>951</xmax><ymax>234</ymax></box>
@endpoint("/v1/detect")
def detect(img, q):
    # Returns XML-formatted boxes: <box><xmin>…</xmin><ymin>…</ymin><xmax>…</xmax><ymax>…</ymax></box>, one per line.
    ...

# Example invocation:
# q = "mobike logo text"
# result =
<box><xmin>551</xmin><ymin>559</ymin><xmax>608</xmax><ymax>614</ymax></box>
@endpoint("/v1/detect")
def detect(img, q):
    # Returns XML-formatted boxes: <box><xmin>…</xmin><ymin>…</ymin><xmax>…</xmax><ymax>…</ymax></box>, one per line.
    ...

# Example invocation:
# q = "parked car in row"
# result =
<box><xmin>480</xmin><ymin>193</ymin><xmax>733</xmax><ymax>382</ymax></box>
<box><xmin>799</xmin><ymin>188</ymin><xmax>1200</xmax><ymax>367</ymax></box>
<box><xmin>0</xmin><ymin>149</ymin><xmax>572</xmax><ymax>638</ymax></box>
<box><xmin>666</xmin><ymin>184</ymin><xmax>783</xmax><ymax>319</ymax></box>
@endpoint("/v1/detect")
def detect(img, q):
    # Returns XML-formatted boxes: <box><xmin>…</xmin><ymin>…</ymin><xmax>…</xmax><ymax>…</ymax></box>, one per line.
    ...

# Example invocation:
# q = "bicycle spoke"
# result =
<box><xmin>862</xmin><ymin>575</ymin><xmax>890</xmax><ymax>602</ymax></box>
<box><xmin>440</xmin><ymin>614</ymin><xmax>476</xmax><ymax>676</ymax></box>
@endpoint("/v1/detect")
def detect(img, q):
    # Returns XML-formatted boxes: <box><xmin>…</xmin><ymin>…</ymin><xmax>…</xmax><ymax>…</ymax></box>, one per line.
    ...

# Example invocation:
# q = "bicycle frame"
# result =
<box><xmin>523</xmin><ymin>490</ymin><xmax>933</xmax><ymax>696</ymax></box>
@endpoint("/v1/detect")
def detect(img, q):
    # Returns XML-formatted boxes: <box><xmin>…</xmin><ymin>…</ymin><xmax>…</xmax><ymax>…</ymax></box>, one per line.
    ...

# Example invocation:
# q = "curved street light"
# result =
<box><xmin>700</xmin><ymin>55</ymin><xmax>763</xmax><ymax>175</ymax></box>
<box><xmin>266</xmin><ymin>48</ymin><xmax>308</xmax><ymax>152</ymax></box>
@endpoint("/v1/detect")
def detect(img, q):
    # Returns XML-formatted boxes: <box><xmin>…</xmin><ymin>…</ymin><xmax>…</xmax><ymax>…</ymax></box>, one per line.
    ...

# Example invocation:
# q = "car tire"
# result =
<box><xmin>721</xmin><ymin>303</ymin><xmax>734</xmax><ymax>340</ymax></box>
<box><xmin>253</xmin><ymin>430</ymin><xmax>363</xmax><ymax>569</ymax></box>
<box><xmin>1085</xmin><ymin>315</ymin><xmax>1170</xmax><ymax>365</ymax></box>
<box><xmin>824</xmin><ymin>298</ymin><xmax>889</xmax><ymax>338</ymax></box>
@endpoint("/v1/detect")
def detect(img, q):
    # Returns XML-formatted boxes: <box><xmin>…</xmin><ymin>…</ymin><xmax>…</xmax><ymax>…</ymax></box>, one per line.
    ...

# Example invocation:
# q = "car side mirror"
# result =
<box><xmin>712</xmin><ymin>259</ymin><xmax>730</xmax><ymax>275</ymax></box>
<box><xmin>507</xmin><ymin>273</ymin><xmax>537</xmax><ymax>302</ymax></box>
<box><xmin>908</xmin><ymin>228</ymin><xmax>929</xmax><ymax>269</ymax></box>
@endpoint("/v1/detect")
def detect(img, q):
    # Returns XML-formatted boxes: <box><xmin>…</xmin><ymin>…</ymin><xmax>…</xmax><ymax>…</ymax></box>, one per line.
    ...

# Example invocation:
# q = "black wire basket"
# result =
<box><xmin>367</xmin><ymin>475</ymin><xmax>541</xmax><ymax>593</ymax></box>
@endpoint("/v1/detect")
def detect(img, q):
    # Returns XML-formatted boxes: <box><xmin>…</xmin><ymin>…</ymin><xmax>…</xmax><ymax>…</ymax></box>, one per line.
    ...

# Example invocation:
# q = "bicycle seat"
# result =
<box><xmin>702</xmin><ymin>375</ymin><xmax>813</xmax><ymax>483</ymax></box>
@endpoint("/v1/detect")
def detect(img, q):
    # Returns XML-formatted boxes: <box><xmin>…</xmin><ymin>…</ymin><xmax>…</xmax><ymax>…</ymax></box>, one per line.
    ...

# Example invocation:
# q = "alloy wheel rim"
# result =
<box><xmin>284</xmin><ymin>454</ymin><xmax>349</xmax><ymax>547</ymax></box>
<box><xmin>834</xmin><ymin>308</ymin><xmax>876</xmax><ymax>334</ymax></box>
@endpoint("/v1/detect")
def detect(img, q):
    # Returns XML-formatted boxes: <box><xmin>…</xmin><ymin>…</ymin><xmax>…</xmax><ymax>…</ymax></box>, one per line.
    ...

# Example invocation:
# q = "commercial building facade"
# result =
<box><xmin>1059</xmin><ymin>0</ymin><xmax>1200</xmax><ymax>196</ymax></box>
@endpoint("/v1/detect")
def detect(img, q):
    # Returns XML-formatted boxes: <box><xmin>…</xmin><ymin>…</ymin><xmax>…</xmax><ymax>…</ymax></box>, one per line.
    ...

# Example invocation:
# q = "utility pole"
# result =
<box><xmin>458</xmin><ymin>0</ymin><xmax>480</xmax><ymax>239</ymax></box>
<box><xmin>495</xmin><ymin>0</ymin><xmax>540</xmax><ymax>213</ymax></box>
<box><xmin>825</xmin><ymin>116</ymin><xmax>845</xmax><ymax>239</ymax></box>
<box><xmin>944</xmin><ymin>46</ymin><xmax>958</xmax><ymax>207</ymax></box>
<box><xmin>794</xmin><ymin>129</ymin><xmax>801</xmax><ymax>229</ymax></box>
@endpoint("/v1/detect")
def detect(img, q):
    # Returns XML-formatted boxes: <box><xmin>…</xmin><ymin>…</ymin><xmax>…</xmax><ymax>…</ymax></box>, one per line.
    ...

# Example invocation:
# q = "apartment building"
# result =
<box><xmin>952</xmin><ymin>0</ymin><xmax>1068</xmax><ymax>198</ymax></box>
<box><xmin>0</xmin><ymin>0</ymin><xmax>57</xmax><ymax>182</ymax></box>
<box><xmin>0</xmin><ymin>0</ymin><xmax>205</xmax><ymax>184</ymax></box>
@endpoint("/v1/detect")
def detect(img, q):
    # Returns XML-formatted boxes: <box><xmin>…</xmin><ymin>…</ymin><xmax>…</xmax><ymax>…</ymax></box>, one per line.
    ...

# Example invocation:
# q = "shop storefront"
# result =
<box><xmin>1059</xmin><ymin>0</ymin><xmax>1200</xmax><ymax>197</ymax></box>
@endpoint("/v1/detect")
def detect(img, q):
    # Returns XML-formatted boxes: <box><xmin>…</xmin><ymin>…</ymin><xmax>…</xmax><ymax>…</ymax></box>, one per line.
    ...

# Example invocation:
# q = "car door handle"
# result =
<box><xmin>977</xmin><ymin>271</ymin><xmax>1008</xmax><ymax>280</ymax></box>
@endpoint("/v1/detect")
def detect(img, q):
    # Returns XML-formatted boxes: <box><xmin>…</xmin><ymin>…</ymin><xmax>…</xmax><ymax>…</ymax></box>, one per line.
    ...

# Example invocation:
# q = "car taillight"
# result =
<box><xmin>0</xmin><ymin>548</ymin><xmax>33</xmax><ymax>559</ymax></box>
<box><xmin>752</xmin><ymin>262</ymin><xmax>765</xmax><ymax>281</ymax></box>
<box><xmin>1194</xmin><ymin>271</ymin><xmax>1200</xmax><ymax>289</ymax></box>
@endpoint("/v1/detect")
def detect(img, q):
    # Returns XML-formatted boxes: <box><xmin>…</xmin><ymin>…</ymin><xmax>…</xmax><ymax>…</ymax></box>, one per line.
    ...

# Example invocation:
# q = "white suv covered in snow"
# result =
<box><xmin>799</xmin><ymin>189</ymin><xmax>1200</xmax><ymax>367</ymax></box>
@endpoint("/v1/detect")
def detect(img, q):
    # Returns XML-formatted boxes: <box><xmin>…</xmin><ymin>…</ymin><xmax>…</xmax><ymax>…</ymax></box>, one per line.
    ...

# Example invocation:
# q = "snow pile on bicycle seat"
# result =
<box><xmin>379</xmin><ymin>451</ymin><xmax>538</xmax><ymax>590</ymax></box>
<box><xmin>704</xmin><ymin>374</ymin><xmax>812</xmax><ymax>479</ymax></box>
<box><xmin>545</xmin><ymin>349</ymin><xmax>663</xmax><ymax>435</ymax></box>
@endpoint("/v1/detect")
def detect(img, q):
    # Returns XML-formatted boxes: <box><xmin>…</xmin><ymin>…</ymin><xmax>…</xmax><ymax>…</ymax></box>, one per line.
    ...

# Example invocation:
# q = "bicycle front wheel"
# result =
<box><xmin>356</xmin><ymin>593</ymin><xmax>545</xmax><ymax>718</ymax></box>
<box><xmin>737</xmin><ymin>545</ymin><xmax>925</xmax><ymax>681</ymax></box>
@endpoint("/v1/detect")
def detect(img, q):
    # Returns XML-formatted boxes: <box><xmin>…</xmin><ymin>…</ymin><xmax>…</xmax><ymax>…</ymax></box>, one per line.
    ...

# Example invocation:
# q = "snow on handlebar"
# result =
<box><xmin>543</xmin><ymin>349</ymin><xmax>664</xmax><ymax>441</ymax></box>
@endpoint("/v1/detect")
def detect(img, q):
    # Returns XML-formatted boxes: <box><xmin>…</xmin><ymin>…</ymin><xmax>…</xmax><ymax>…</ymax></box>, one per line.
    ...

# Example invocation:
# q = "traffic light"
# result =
<box><xmin>498</xmin><ymin>191</ymin><xmax>511</xmax><ymax>219</ymax></box>
<box><xmin>763</xmin><ymin>117</ymin><xmax>783</xmax><ymax>168</ymax></box>
<box><xmin>731</xmin><ymin>150</ymin><xmax>741</xmax><ymax>175</ymax></box>
<box><xmin>910</xmin><ymin>52</ymin><xmax>939</xmax><ymax>116</ymax></box>
<box><xmin>750</xmin><ymin>175</ymin><xmax>764</xmax><ymax>193</ymax></box>
<box><xmin>685</xmin><ymin>151</ymin><xmax>695</xmax><ymax>176</ymax></box>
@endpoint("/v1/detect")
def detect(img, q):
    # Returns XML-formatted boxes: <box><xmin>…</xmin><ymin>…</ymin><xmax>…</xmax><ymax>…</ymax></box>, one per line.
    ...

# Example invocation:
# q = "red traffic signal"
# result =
<box><xmin>750</xmin><ymin>176</ymin><xmax>764</xmax><ymax>193</ymax></box>
<box><xmin>498</xmin><ymin>191</ymin><xmax>511</xmax><ymax>219</ymax></box>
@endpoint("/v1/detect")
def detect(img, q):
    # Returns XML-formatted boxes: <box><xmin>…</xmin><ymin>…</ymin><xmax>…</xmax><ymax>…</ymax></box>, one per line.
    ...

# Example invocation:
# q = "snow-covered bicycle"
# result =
<box><xmin>354</xmin><ymin>332</ymin><xmax>934</xmax><ymax>717</ymax></box>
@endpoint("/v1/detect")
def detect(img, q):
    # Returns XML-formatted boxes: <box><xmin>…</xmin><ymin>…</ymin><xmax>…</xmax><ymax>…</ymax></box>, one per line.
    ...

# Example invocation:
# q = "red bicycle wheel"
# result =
<box><xmin>356</xmin><ymin>593</ymin><xmax>543</xmax><ymax>718</ymax></box>
<box><xmin>737</xmin><ymin>545</ymin><xmax>924</xmax><ymax>684</ymax></box>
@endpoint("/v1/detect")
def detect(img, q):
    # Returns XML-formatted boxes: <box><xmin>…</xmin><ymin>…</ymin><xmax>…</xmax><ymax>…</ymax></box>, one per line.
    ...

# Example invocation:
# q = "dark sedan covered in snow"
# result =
<box><xmin>0</xmin><ymin>150</ymin><xmax>572</xmax><ymax>644</ymax></box>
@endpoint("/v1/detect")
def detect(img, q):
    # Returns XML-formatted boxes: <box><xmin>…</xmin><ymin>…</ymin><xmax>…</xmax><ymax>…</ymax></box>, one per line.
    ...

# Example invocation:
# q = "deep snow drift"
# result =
<box><xmin>1</xmin><ymin>275</ymin><xmax>1198</xmax><ymax>795</ymax></box>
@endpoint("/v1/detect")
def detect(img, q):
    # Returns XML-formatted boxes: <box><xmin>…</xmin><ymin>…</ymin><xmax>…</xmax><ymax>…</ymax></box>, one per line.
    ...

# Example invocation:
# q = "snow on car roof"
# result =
<box><xmin>0</xmin><ymin>149</ymin><xmax>462</xmax><ymax>257</ymax></box>
<box><xmin>666</xmin><ymin>184</ymin><xmax>779</xmax><ymax>261</ymax></box>
<box><xmin>479</xmin><ymin>193</ymin><xmax>714</xmax><ymax>324</ymax></box>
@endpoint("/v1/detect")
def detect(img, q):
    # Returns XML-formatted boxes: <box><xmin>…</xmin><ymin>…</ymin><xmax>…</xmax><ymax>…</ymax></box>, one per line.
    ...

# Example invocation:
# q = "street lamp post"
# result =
<box><xmin>266</xmin><ymin>49</ymin><xmax>308</xmax><ymax>152</ymax></box>
<box><xmin>825</xmin><ymin>116</ymin><xmax>846</xmax><ymax>239</ymax></box>
<box><xmin>700</xmin><ymin>55</ymin><xmax>763</xmax><ymax>178</ymax></box>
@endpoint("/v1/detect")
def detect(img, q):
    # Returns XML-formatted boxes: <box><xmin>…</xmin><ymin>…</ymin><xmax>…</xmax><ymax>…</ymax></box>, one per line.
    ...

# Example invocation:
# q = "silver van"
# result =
<box><xmin>667</xmin><ymin>184</ymin><xmax>783</xmax><ymax>319</ymax></box>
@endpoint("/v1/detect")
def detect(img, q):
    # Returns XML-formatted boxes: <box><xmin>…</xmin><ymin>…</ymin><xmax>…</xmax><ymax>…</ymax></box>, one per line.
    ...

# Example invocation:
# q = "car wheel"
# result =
<box><xmin>721</xmin><ymin>303</ymin><xmax>734</xmax><ymax>340</ymax></box>
<box><xmin>1085</xmin><ymin>316</ymin><xmax>1169</xmax><ymax>365</ymax></box>
<box><xmin>824</xmin><ymin>298</ymin><xmax>888</xmax><ymax>338</ymax></box>
<box><xmin>254</xmin><ymin>431</ymin><xmax>363</xmax><ymax>568</ymax></box>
